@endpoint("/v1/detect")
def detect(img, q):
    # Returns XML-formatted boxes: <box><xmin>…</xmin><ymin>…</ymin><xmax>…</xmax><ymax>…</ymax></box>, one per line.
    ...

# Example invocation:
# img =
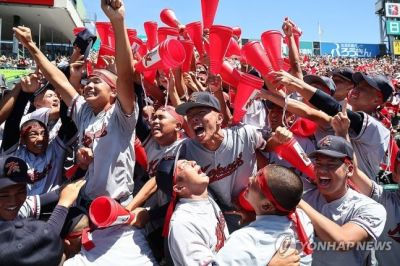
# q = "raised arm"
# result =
<box><xmin>12</xmin><ymin>27</ymin><xmax>78</xmax><ymax>106</ymax></box>
<box><xmin>101</xmin><ymin>0</ymin><xmax>136</xmax><ymax>114</ymax></box>
<box><xmin>282</xmin><ymin>18</ymin><xmax>303</xmax><ymax>80</ymax></box>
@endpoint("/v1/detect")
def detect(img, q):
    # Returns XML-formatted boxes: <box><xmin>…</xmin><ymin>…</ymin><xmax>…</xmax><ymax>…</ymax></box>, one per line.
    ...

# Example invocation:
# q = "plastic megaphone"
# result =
<box><xmin>232</xmin><ymin>72</ymin><xmax>264</xmax><ymax>124</ymax></box>
<box><xmin>220</xmin><ymin>61</ymin><xmax>240</xmax><ymax>88</ymax></box>
<box><xmin>180</xmin><ymin>40</ymin><xmax>194</xmax><ymax>72</ymax></box>
<box><xmin>96</xmin><ymin>22</ymin><xmax>115</xmax><ymax>49</ymax></box>
<box><xmin>96</xmin><ymin>45</ymin><xmax>115</xmax><ymax>69</ymax></box>
<box><xmin>232</xmin><ymin>27</ymin><xmax>242</xmax><ymax>39</ymax></box>
<box><xmin>225</xmin><ymin>37</ymin><xmax>241</xmax><ymax>58</ymax></box>
<box><xmin>201</xmin><ymin>0</ymin><xmax>219</xmax><ymax>30</ymax></box>
<box><xmin>127</xmin><ymin>28</ymin><xmax>137</xmax><ymax>38</ymax></box>
<box><xmin>186</xmin><ymin>21</ymin><xmax>204</xmax><ymax>56</ymax></box>
<box><xmin>158</xmin><ymin>27</ymin><xmax>180</xmax><ymax>43</ymax></box>
<box><xmin>261</xmin><ymin>30</ymin><xmax>284</xmax><ymax>71</ymax></box>
<box><xmin>290</xmin><ymin>118</ymin><xmax>317</xmax><ymax>137</ymax></box>
<box><xmin>241</xmin><ymin>41</ymin><xmax>273</xmax><ymax>78</ymax></box>
<box><xmin>144</xmin><ymin>21</ymin><xmax>159</xmax><ymax>51</ymax></box>
<box><xmin>89</xmin><ymin>196</ymin><xmax>135</xmax><ymax>228</ymax></box>
<box><xmin>274</xmin><ymin>137</ymin><xmax>316</xmax><ymax>181</ymax></box>
<box><xmin>209</xmin><ymin>25</ymin><xmax>233</xmax><ymax>75</ymax></box>
<box><xmin>160</xmin><ymin>8</ymin><xmax>182</xmax><ymax>28</ymax></box>
<box><xmin>135</xmin><ymin>39</ymin><xmax>186</xmax><ymax>73</ymax></box>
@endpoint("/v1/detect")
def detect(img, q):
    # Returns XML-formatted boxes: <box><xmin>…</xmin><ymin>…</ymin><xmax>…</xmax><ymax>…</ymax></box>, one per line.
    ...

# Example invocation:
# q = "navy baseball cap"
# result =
<box><xmin>73</xmin><ymin>28</ymin><xmax>97</xmax><ymax>59</ymax></box>
<box><xmin>176</xmin><ymin>92</ymin><xmax>221</xmax><ymax>115</ymax></box>
<box><xmin>0</xmin><ymin>219</ymin><xmax>64</xmax><ymax>265</ymax></box>
<box><xmin>304</xmin><ymin>75</ymin><xmax>336</xmax><ymax>96</ymax></box>
<box><xmin>308</xmin><ymin>135</ymin><xmax>353</xmax><ymax>160</ymax></box>
<box><xmin>329</xmin><ymin>67</ymin><xmax>354</xmax><ymax>82</ymax></box>
<box><xmin>0</xmin><ymin>156</ymin><xmax>29</xmax><ymax>190</ymax></box>
<box><xmin>352</xmin><ymin>72</ymin><xmax>393</xmax><ymax>102</ymax></box>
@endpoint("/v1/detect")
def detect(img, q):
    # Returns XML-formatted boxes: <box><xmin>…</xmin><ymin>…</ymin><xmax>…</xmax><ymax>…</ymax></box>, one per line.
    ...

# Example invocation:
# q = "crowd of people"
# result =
<box><xmin>0</xmin><ymin>0</ymin><xmax>399</xmax><ymax>265</ymax></box>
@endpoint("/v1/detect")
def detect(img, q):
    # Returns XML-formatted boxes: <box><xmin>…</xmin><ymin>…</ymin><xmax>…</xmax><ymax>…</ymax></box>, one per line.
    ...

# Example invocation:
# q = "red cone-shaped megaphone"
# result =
<box><xmin>261</xmin><ymin>30</ymin><xmax>284</xmax><ymax>71</ymax></box>
<box><xmin>201</xmin><ymin>0</ymin><xmax>219</xmax><ymax>30</ymax></box>
<box><xmin>290</xmin><ymin>118</ymin><xmax>317</xmax><ymax>137</ymax></box>
<box><xmin>158</xmin><ymin>27</ymin><xmax>180</xmax><ymax>43</ymax></box>
<box><xmin>209</xmin><ymin>25</ymin><xmax>233</xmax><ymax>75</ymax></box>
<box><xmin>220</xmin><ymin>61</ymin><xmax>240</xmax><ymax>88</ymax></box>
<box><xmin>96</xmin><ymin>22</ymin><xmax>115</xmax><ymax>49</ymax></box>
<box><xmin>135</xmin><ymin>39</ymin><xmax>186</xmax><ymax>72</ymax></box>
<box><xmin>160</xmin><ymin>8</ymin><xmax>182</xmax><ymax>28</ymax></box>
<box><xmin>144</xmin><ymin>21</ymin><xmax>158</xmax><ymax>51</ymax></box>
<box><xmin>89</xmin><ymin>196</ymin><xmax>135</xmax><ymax>228</ymax></box>
<box><xmin>241</xmin><ymin>41</ymin><xmax>273</xmax><ymax>77</ymax></box>
<box><xmin>126</xmin><ymin>28</ymin><xmax>137</xmax><ymax>38</ymax></box>
<box><xmin>225</xmin><ymin>37</ymin><xmax>241</xmax><ymax>58</ymax></box>
<box><xmin>232</xmin><ymin>27</ymin><xmax>242</xmax><ymax>39</ymax></box>
<box><xmin>180</xmin><ymin>40</ymin><xmax>194</xmax><ymax>72</ymax></box>
<box><xmin>186</xmin><ymin>21</ymin><xmax>204</xmax><ymax>56</ymax></box>
<box><xmin>232</xmin><ymin>72</ymin><xmax>264</xmax><ymax>124</ymax></box>
<box><xmin>274</xmin><ymin>138</ymin><xmax>316</xmax><ymax>181</ymax></box>
<box><xmin>96</xmin><ymin>45</ymin><xmax>115</xmax><ymax>69</ymax></box>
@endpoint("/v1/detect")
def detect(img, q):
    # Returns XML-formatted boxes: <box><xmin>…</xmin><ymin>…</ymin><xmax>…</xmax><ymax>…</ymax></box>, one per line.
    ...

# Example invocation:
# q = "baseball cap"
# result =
<box><xmin>329</xmin><ymin>67</ymin><xmax>354</xmax><ymax>82</ymax></box>
<box><xmin>352</xmin><ymin>72</ymin><xmax>393</xmax><ymax>102</ymax></box>
<box><xmin>0</xmin><ymin>156</ymin><xmax>29</xmax><ymax>190</ymax></box>
<box><xmin>308</xmin><ymin>135</ymin><xmax>354</xmax><ymax>160</ymax></box>
<box><xmin>304</xmin><ymin>75</ymin><xmax>336</xmax><ymax>96</ymax></box>
<box><xmin>73</xmin><ymin>28</ymin><xmax>97</xmax><ymax>60</ymax></box>
<box><xmin>175</xmin><ymin>91</ymin><xmax>221</xmax><ymax>115</ymax></box>
<box><xmin>0</xmin><ymin>219</ymin><xmax>64</xmax><ymax>265</ymax></box>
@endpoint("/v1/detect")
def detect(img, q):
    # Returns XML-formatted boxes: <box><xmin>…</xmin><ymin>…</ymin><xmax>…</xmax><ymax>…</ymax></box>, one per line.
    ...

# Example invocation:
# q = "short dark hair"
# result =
<box><xmin>266</xmin><ymin>164</ymin><xmax>303</xmax><ymax>213</ymax></box>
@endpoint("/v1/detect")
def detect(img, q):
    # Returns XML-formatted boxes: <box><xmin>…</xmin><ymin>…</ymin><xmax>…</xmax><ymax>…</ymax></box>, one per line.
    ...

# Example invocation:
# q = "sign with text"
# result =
<box><xmin>386</xmin><ymin>3</ymin><xmax>400</xmax><ymax>17</ymax></box>
<box><xmin>387</xmin><ymin>20</ymin><xmax>400</xmax><ymax>35</ymax></box>
<box><xmin>394</xmin><ymin>40</ymin><xmax>400</xmax><ymax>55</ymax></box>
<box><xmin>320</xmin><ymin>42</ymin><xmax>380</xmax><ymax>58</ymax></box>
<box><xmin>0</xmin><ymin>0</ymin><xmax>54</xmax><ymax>6</ymax></box>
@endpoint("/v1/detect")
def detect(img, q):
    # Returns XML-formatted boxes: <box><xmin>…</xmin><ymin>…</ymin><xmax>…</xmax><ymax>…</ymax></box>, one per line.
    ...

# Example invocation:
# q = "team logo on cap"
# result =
<box><xmin>320</xmin><ymin>136</ymin><xmax>332</xmax><ymax>148</ymax></box>
<box><xmin>5</xmin><ymin>161</ymin><xmax>20</xmax><ymax>176</ymax></box>
<box><xmin>188</xmin><ymin>92</ymin><xmax>200</xmax><ymax>103</ymax></box>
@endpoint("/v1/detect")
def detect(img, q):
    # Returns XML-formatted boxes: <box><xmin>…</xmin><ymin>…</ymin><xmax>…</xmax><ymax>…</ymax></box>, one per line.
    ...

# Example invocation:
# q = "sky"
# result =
<box><xmin>83</xmin><ymin>0</ymin><xmax>381</xmax><ymax>44</ymax></box>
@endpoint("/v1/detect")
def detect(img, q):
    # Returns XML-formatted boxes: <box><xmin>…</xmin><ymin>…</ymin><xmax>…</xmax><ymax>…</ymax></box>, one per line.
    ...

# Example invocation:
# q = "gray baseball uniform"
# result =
<box><xmin>71</xmin><ymin>97</ymin><xmax>138</xmax><ymax>205</ymax></box>
<box><xmin>303</xmin><ymin>187</ymin><xmax>387</xmax><ymax>266</ymax></box>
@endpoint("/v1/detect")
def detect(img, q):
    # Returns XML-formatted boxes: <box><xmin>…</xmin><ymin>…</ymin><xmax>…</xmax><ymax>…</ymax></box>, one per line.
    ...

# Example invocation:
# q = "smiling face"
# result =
<box><xmin>0</xmin><ymin>184</ymin><xmax>27</xmax><ymax>221</ymax></box>
<box><xmin>151</xmin><ymin>109</ymin><xmax>181</xmax><ymax>146</ymax></box>
<box><xmin>347</xmin><ymin>80</ymin><xmax>383</xmax><ymax>113</ymax></box>
<box><xmin>34</xmin><ymin>89</ymin><xmax>60</xmax><ymax>111</ymax></box>
<box><xmin>21</xmin><ymin>121</ymin><xmax>49</xmax><ymax>155</ymax></box>
<box><xmin>186</xmin><ymin>107</ymin><xmax>223</xmax><ymax>148</ymax></box>
<box><xmin>313</xmin><ymin>154</ymin><xmax>351</xmax><ymax>202</ymax></box>
<box><xmin>267</xmin><ymin>106</ymin><xmax>295</xmax><ymax>132</ymax></box>
<box><xmin>83</xmin><ymin>76</ymin><xmax>116</xmax><ymax>113</ymax></box>
<box><xmin>174</xmin><ymin>160</ymin><xmax>209</xmax><ymax>198</ymax></box>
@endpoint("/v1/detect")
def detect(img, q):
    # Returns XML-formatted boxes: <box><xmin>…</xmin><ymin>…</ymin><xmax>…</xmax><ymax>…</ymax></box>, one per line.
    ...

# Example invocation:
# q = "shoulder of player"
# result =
<box><xmin>347</xmin><ymin>189</ymin><xmax>387</xmax><ymax>214</ymax></box>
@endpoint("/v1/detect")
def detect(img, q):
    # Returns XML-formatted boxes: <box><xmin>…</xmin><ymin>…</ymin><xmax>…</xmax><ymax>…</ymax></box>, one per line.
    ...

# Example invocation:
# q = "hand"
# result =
<box><xmin>101</xmin><ymin>0</ymin><xmax>125</xmax><ymax>23</ymax></box>
<box><xmin>207</xmin><ymin>74</ymin><xmax>222</xmax><ymax>93</ymax></box>
<box><xmin>69</xmin><ymin>56</ymin><xmax>85</xmax><ymax>80</ymax></box>
<box><xmin>76</xmin><ymin>147</ymin><xmax>94</xmax><ymax>170</ymax></box>
<box><xmin>13</xmin><ymin>26</ymin><xmax>34</xmax><ymax>48</ymax></box>
<box><xmin>70</xmin><ymin>47</ymin><xmax>82</xmax><ymax>64</ymax></box>
<box><xmin>158</xmin><ymin>71</ymin><xmax>169</xmax><ymax>89</ymax></box>
<box><xmin>168</xmin><ymin>70</ymin><xmax>176</xmax><ymax>92</ymax></box>
<box><xmin>272</xmin><ymin>71</ymin><xmax>300</xmax><ymax>92</ymax></box>
<box><xmin>58</xmin><ymin>179</ymin><xmax>86</xmax><ymax>208</ymax></box>
<box><xmin>272</xmin><ymin>126</ymin><xmax>293</xmax><ymax>144</ymax></box>
<box><xmin>331</xmin><ymin>99</ymin><xmax>350</xmax><ymax>138</ymax></box>
<box><xmin>20</xmin><ymin>73</ymin><xmax>40</xmax><ymax>93</ymax></box>
<box><xmin>282</xmin><ymin>18</ymin><xmax>294</xmax><ymax>37</ymax></box>
<box><xmin>129</xmin><ymin>207</ymin><xmax>150</xmax><ymax>228</ymax></box>
<box><xmin>268</xmin><ymin>248</ymin><xmax>300</xmax><ymax>266</ymax></box>
<box><xmin>101</xmin><ymin>55</ymin><xmax>117</xmax><ymax>74</ymax></box>
<box><xmin>183</xmin><ymin>72</ymin><xmax>198</xmax><ymax>91</ymax></box>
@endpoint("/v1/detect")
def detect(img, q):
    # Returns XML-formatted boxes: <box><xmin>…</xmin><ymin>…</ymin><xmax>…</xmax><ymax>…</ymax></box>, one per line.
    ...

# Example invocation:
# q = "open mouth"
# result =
<box><xmin>6</xmin><ymin>206</ymin><xmax>18</xmax><ymax>211</ymax></box>
<box><xmin>84</xmin><ymin>90</ymin><xmax>96</xmax><ymax>98</ymax></box>
<box><xmin>193</xmin><ymin>125</ymin><xmax>205</xmax><ymax>137</ymax></box>
<box><xmin>318</xmin><ymin>176</ymin><xmax>332</xmax><ymax>187</ymax></box>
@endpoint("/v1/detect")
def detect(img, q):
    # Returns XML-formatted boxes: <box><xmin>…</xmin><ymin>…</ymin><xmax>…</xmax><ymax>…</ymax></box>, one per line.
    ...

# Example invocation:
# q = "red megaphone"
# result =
<box><xmin>290</xmin><ymin>118</ymin><xmax>317</xmax><ymax>137</ymax></box>
<box><xmin>180</xmin><ymin>40</ymin><xmax>194</xmax><ymax>72</ymax></box>
<box><xmin>73</xmin><ymin>27</ymin><xmax>85</xmax><ymax>36</ymax></box>
<box><xmin>160</xmin><ymin>8</ymin><xmax>182</xmax><ymax>28</ymax></box>
<box><xmin>135</xmin><ymin>39</ymin><xmax>186</xmax><ymax>73</ymax></box>
<box><xmin>158</xmin><ymin>27</ymin><xmax>180</xmax><ymax>43</ymax></box>
<box><xmin>96</xmin><ymin>22</ymin><xmax>115</xmax><ymax>49</ymax></box>
<box><xmin>209</xmin><ymin>25</ymin><xmax>233</xmax><ymax>75</ymax></box>
<box><xmin>232</xmin><ymin>72</ymin><xmax>264</xmax><ymax>124</ymax></box>
<box><xmin>96</xmin><ymin>45</ymin><xmax>115</xmax><ymax>69</ymax></box>
<box><xmin>220</xmin><ymin>61</ymin><xmax>240</xmax><ymax>88</ymax></box>
<box><xmin>144</xmin><ymin>21</ymin><xmax>159</xmax><ymax>51</ymax></box>
<box><xmin>274</xmin><ymin>138</ymin><xmax>316</xmax><ymax>181</ymax></box>
<box><xmin>201</xmin><ymin>0</ymin><xmax>219</xmax><ymax>30</ymax></box>
<box><xmin>142</xmin><ymin>69</ymin><xmax>158</xmax><ymax>84</ymax></box>
<box><xmin>232</xmin><ymin>27</ymin><xmax>242</xmax><ymax>39</ymax></box>
<box><xmin>241</xmin><ymin>41</ymin><xmax>273</xmax><ymax>78</ymax></box>
<box><xmin>89</xmin><ymin>196</ymin><xmax>135</xmax><ymax>228</ymax></box>
<box><xmin>186</xmin><ymin>21</ymin><xmax>204</xmax><ymax>56</ymax></box>
<box><xmin>128</xmin><ymin>35</ymin><xmax>145</xmax><ymax>58</ymax></box>
<box><xmin>126</xmin><ymin>28</ymin><xmax>137</xmax><ymax>38</ymax></box>
<box><xmin>261</xmin><ymin>30</ymin><xmax>284</xmax><ymax>71</ymax></box>
<box><xmin>225</xmin><ymin>37</ymin><xmax>241</xmax><ymax>58</ymax></box>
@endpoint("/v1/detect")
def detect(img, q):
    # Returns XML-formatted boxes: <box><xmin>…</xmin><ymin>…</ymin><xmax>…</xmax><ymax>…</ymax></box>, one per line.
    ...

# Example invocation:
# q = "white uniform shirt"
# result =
<box><xmin>214</xmin><ymin>209</ymin><xmax>314</xmax><ymax>266</ymax></box>
<box><xmin>71</xmin><ymin>97</ymin><xmax>138</xmax><ymax>203</ymax></box>
<box><xmin>303</xmin><ymin>188</ymin><xmax>387</xmax><ymax>266</ymax></box>
<box><xmin>168</xmin><ymin>197</ymin><xmax>229</xmax><ymax>266</ymax></box>
<box><xmin>181</xmin><ymin>125</ymin><xmax>265</xmax><ymax>207</ymax></box>
<box><xmin>370</xmin><ymin>182</ymin><xmax>400</xmax><ymax>266</ymax></box>
<box><xmin>64</xmin><ymin>225</ymin><xmax>157</xmax><ymax>266</ymax></box>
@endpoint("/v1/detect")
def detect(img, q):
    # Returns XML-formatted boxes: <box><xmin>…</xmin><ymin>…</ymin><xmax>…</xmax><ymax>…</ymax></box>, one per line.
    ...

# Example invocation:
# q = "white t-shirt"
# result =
<box><xmin>64</xmin><ymin>225</ymin><xmax>157</xmax><ymax>266</ymax></box>
<box><xmin>303</xmin><ymin>188</ymin><xmax>387</xmax><ymax>266</ymax></box>
<box><xmin>71</xmin><ymin>97</ymin><xmax>138</xmax><ymax>204</ymax></box>
<box><xmin>168</xmin><ymin>197</ymin><xmax>229</xmax><ymax>266</ymax></box>
<box><xmin>214</xmin><ymin>209</ymin><xmax>314</xmax><ymax>266</ymax></box>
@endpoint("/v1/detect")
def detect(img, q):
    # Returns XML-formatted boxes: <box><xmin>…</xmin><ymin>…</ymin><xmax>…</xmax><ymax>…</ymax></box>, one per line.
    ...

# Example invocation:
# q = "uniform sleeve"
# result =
<box><xmin>244</xmin><ymin>125</ymin><xmax>267</xmax><ymax>153</ymax></box>
<box><xmin>213</xmin><ymin>230</ymin><xmax>275</xmax><ymax>266</ymax></box>
<box><xmin>70</xmin><ymin>96</ymin><xmax>86</xmax><ymax>130</ymax></box>
<box><xmin>113</xmin><ymin>99</ymin><xmax>138</xmax><ymax>135</ymax></box>
<box><xmin>370</xmin><ymin>181</ymin><xmax>399</xmax><ymax>209</ymax></box>
<box><xmin>349</xmin><ymin>201</ymin><xmax>387</xmax><ymax>241</ymax></box>
<box><xmin>18</xmin><ymin>195</ymin><xmax>41</xmax><ymax>219</ymax></box>
<box><xmin>168</xmin><ymin>220</ymin><xmax>215</xmax><ymax>266</ymax></box>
